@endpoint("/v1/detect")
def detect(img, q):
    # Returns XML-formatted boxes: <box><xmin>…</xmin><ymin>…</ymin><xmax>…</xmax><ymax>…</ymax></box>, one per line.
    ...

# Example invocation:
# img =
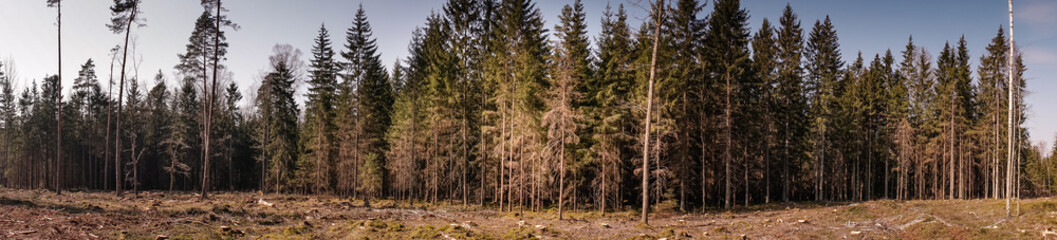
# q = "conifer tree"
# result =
<box><xmin>442</xmin><ymin>0</ymin><xmax>485</xmax><ymax>205</ymax></box>
<box><xmin>704</xmin><ymin>0</ymin><xmax>752</xmax><ymax>208</ymax></box>
<box><xmin>298</xmin><ymin>24</ymin><xmax>338</xmax><ymax>193</ymax></box>
<box><xmin>199</xmin><ymin>0</ymin><xmax>237</xmax><ymax>199</ymax></box>
<box><xmin>894</xmin><ymin>37</ymin><xmax>916</xmax><ymax>200</ymax></box>
<box><xmin>545</xmin><ymin>0</ymin><xmax>588</xmax><ymax>220</ymax></box>
<box><xmin>338</xmin><ymin>5</ymin><xmax>391</xmax><ymax>204</ymax></box>
<box><xmin>0</xmin><ymin>61</ymin><xmax>12</xmax><ymax>186</ymax></box>
<box><xmin>0</xmin><ymin>61</ymin><xmax>13</xmax><ymax>187</ymax></box>
<box><xmin>591</xmin><ymin>3</ymin><xmax>633</xmax><ymax>214</ymax></box>
<box><xmin>420</xmin><ymin>13</ymin><xmax>457</xmax><ymax>205</ymax></box>
<box><xmin>976</xmin><ymin>29</ymin><xmax>1008</xmax><ymax>199</ymax></box>
<box><xmin>217</xmin><ymin>82</ymin><xmax>244</xmax><ymax>190</ymax></box>
<box><xmin>47</xmin><ymin>0</ymin><xmax>64</xmax><ymax>194</ymax></box>
<box><xmin>774</xmin><ymin>4</ymin><xmax>807</xmax><ymax>203</ymax></box>
<box><xmin>258</xmin><ymin>45</ymin><xmax>301</xmax><ymax>193</ymax></box>
<box><xmin>665</xmin><ymin>0</ymin><xmax>704</xmax><ymax>211</ymax></box>
<box><xmin>637</xmin><ymin>0</ymin><xmax>665</xmax><ymax>224</ymax></box>
<box><xmin>107</xmin><ymin>0</ymin><xmax>143</xmax><ymax>195</ymax></box>
<box><xmin>805</xmin><ymin>16</ymin><xmax>843</xmax><ymax>201</ymax></box>
<box><xmin>752</xmin><ymin>18</ymin><xmax>778</xmax><ymax>204</ymax></box>
<box><xmin>386</xmin><ymin>57</ymin><xmax>424</xmax><ymax>203</ymax></box>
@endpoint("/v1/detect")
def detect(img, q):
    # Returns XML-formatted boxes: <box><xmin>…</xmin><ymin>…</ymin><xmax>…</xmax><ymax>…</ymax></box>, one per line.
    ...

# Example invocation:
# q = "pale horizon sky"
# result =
<box><xmin>1</xmin><ymin>0</ymin><xmax>1054</xmax><ymax>153</ymax></box>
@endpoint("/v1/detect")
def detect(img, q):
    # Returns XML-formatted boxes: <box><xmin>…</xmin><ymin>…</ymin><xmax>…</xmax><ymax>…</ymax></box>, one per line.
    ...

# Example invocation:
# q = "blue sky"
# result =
<box><xmin>1</xmin><ymin>0</ymin><xmax>1054</xmax><ymax>153</ymax></box>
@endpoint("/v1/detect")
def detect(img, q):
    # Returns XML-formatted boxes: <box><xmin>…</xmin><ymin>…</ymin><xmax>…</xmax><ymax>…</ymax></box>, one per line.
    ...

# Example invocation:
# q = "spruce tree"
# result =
<box><xmin>774</xmin><ymin>4</ymin><xmax>807</xmax><ymax>203</ymax></box>
<box><xmin>386</xmin><ymin>57</ymin><xmax>425</xmax><ymax>204</ymax></box>
<box><xmin>545</xmin><ymin>0</ymin><xmax>588</xmax><ymax>220</ymax></box>
<box><xmin>418</xmin><ymin>13</ymin><xmax>455</xmax><ymax>205</ymax></box>
<box><xmin>975</xmin><ymin>29</ymin><xmax>1008</xmax><ymax>199</ymax></box>
<box><xmin>259</xmin><ymin>45</ymin><xmax>301</xmax><ymax>193</ymax></box>
<box><xmin>442</xmin><ymin>0</ymin><xmax>485</xmax><ymax>205</ymax></box>
<box><xmin>339</xmin><ymin>5</ymin><xmax>391</xmax><ymax>205</ymax></box>
<box><xmin>665</xmin><ymin>0</ymin><xmax>704</xmax><ymax>211</ymax></box>
<box><xmin>298</xmin><ymin>24</ymin><xmax>338</xmax><ymax>193</ymax></box>
<box><xmin>804</xmin><ymin>16</ymin><xmax>843</xmax><ymax>201</ymax></box>
<box><xmin>591</xmin><ymin>3</ymin><xmax>633</xmax><ymax>214</ymax></box>
<box><xmin>894</xmin><ymin>37</ymin><xmax>916</xmax><ymax>200</ymax></box>
<box><xmin>482</xmin><ymin>0</ymin><xmax>549</xmax><ymax>213</ymax></box>
<box><xmin>704</xmin><ymin>0</ymin><xmax>752</xmax><ymax>208</ymax></box>
<box><xmin>752</xmin><ymin>18</ymin><xmax>778</xmax><ymax>204</ymax></box>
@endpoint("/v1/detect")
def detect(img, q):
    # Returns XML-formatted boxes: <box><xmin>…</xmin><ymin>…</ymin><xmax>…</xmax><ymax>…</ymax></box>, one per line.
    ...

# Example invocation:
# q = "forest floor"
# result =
<box><xmin>0</xmin><ymin>188</ymin><xmax>1055</xmax><ymax>239</ymax></box>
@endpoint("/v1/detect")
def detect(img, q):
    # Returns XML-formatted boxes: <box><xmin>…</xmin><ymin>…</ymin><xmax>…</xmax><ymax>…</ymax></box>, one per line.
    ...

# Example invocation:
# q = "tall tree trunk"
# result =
<box><xmin>115</xmin><ymin>4</ymin><xmax>136</xmax><ymax>196</ymax></box>
<box><xmin>641</xmin><ymin>0</ymin><xmax>662</xmax><ymax>224</ymax></box>
<box><xmin>54</xmin><ymin>0</ymin><xmax>64</xmax><ymax>195</ymax></box>
<box><xmin>724</xmin><ymin>71</ymin><xmax>732</xmax><ymax>208</ymax></box>
<box><xmin>1005</xmin><ymin>0</ymin><xmax>1014</xmax><ymax>216</ymax></box>
<box><xmin>104</xmin><ymin>52</ymin><xmax>115</xmax><ymax>191</ymax></box>
<box><xmin>783</xmin><ymin>118</ymin><xmax>790</xmax><ymax>203</ymax></box>
<box><xmin>949</xmin><ymin>93</ymin><xmax>955</xmax><ymax>199</ymax></box>
<box><xmin>202</xmin><ymin>0</ymin><xmax>222</xmax><ymax>200</ymax></box>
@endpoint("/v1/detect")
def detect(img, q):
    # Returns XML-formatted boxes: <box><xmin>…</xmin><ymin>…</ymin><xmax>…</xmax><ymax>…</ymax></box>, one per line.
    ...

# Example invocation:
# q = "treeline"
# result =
<box><xmin>1</xmin><ymin>0</ymin><xmax>1054</xmax><ymax>213</ymax></box>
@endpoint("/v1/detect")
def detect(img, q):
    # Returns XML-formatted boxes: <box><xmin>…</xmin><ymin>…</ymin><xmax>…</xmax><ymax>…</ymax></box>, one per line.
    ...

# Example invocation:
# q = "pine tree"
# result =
<box><xmin>199</xmin><ymin>0</ymin><xmax>238</xmax><ymax>199</ymax></box>
<box><xmin>107</xmin><ymin>0</ymin><xmax>143</xmax><ymax>196</ymax></box>
<box><xmin>47</xmin><ymin>0</ymin><xmax>64</xmax><ymax>194</ymax></box>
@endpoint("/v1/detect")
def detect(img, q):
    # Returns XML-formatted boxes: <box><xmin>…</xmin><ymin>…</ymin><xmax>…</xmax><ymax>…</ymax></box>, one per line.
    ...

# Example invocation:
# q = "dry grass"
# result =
<box><xmin>0</xmin><ymin>188</ymin><xmax>1054</xmax><ymax>239</ymax></box>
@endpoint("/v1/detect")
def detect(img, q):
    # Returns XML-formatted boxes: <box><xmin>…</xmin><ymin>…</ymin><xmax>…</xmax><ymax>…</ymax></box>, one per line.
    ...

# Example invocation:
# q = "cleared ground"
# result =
<box><xmin>0</xmin><ymin>188</ymin><xmax>1054</xmax><ymax>239</ymax></box>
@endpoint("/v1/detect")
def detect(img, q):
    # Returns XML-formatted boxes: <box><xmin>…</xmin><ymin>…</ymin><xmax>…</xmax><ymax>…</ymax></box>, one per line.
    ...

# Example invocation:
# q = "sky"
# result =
<box><xmin>0</xmin><ymin>0</ymin><xmax>1054</xmax><ymax>153</ymax></box>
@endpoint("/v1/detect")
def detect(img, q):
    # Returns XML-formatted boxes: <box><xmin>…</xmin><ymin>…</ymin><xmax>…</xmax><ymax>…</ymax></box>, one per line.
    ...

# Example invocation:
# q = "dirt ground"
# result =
<box><xmin>0</xmin><ymin>188</ymin><xmax>1055</xmax><ymax>239</ymax></box>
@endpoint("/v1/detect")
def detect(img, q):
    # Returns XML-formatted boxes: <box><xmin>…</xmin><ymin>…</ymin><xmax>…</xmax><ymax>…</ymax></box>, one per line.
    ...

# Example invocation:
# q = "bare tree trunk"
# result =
<box><xmin>114</xmin><ymin>4</ymin><xmax>136</xmax><ymax>196</ymax></box>
<box><xmin>949</xmin><ymin>92</ymin><xmax>955</xmax><ymax>199</ymax></box>
<box><xmin>601</xmin><ymin>153</ymin><xmax>607</xmax><ymax>215</ymax></box>
<box><xmin>641</xmin><ymin>0</ymin><xmax>663</xmax><ymax>224</ymax></box>
<box><xmin>783</xmin><ymin>119</ymin><xmax>790</xmax><ymax>203</ymax></box>
<box><xmin>201</xmin><ymin>0</ymin><xmax>223</xmax><ymax>200</ymax></box>
<box><xmin>104</xmin><ymin>52</ymin><xmax>115</xmax><ymax>191</ymax></box>
<box><xmin>558</xmin><ymin>139</ymin><xmax>565</xmax><ymax>220</ymax></box>
<box><xmin>1006</xmin><ymin>0</ymin><xmax>1014</xmax><ymax>216</ymax></box>
<box><xmin>54</xmin><ymin>0</ymin><xmax>64</xmax><ymax>195</ymax></box>
<box><xmin>725</xmin><ymin>70</ymin><xmax>733</xmax><ymax>208</ymax></box>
